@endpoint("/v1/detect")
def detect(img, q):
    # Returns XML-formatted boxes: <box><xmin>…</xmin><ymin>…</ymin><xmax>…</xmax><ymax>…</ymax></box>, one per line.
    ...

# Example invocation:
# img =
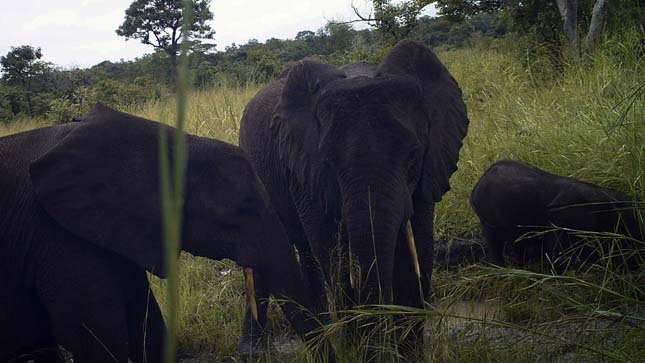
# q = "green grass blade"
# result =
<box><xmin>161</xmin><ymin>1</ymin><xmax>193</xmax><ymax>362</ymax></box>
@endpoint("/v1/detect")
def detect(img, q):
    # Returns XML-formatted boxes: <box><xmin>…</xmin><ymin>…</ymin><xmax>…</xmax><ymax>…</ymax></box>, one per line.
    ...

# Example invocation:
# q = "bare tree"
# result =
<box><xmin>349</xmin><ymin>0</ymin><xmax>432</xmax><ymax>42</ymax></box>
<box><xmin>555</xmin><ymin>0</ymin><xmax>579</xmax><ymax>57</ymax></box>
<box><xmin>556</xmin><ymin>0</ymin><xmax>612</xmax><ymax>57</ymax></box>
<box><xmin>585</xmin><ymin>0</ymin><xmax>610</xmax><ymax>52</ymax></box>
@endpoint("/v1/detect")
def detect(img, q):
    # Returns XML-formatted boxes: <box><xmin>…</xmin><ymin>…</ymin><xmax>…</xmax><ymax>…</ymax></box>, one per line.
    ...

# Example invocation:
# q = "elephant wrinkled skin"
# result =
<box><xmin>0</xmin><ymin>104</ymin><xmax>322</xmax><ymax>363</ymax></box>
<box><xmin>238</xmin><ymin>39</ymin><xmax>469</xmax><ymax>357</ymax></box>
<box><xmin>471</xmin><ymin>160</ymin><xmax>643</xmax><ymax>272</ymax></box>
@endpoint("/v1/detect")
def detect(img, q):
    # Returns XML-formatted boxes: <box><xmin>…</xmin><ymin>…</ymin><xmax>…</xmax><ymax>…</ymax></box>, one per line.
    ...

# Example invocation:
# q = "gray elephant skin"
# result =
<box><xmin>238</xmin><ymin>39</ymin><xmax>469</xmax><ymax>355</ymax></box>
<box><xmin>471</xmin><ymin>160</ymin><xmax>643</xmax><ymax>271</ymax></box>
<box><xmin>0</xmin><ymin>104</ymin><xmax>322</xmax><ymax>363</ymax></box>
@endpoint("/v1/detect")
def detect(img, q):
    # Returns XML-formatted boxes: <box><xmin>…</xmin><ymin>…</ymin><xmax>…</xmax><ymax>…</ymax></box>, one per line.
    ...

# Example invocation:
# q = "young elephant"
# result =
<box><xmin>471</xmin><ymin>160</ymin><xmax>643</xmax><ymax>271</ymax></box>
<box><xmin>0</xmin><ymin>104</ymin><xmax>322</xmax><ymax>363</ymax></box>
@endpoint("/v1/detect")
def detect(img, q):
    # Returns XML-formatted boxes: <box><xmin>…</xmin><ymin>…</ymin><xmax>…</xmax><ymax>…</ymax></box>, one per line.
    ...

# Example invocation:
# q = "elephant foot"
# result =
<box><xmin>239</xmin><ymin>332</ymin><xmax>270</xmax><ymax>362</ymax></box>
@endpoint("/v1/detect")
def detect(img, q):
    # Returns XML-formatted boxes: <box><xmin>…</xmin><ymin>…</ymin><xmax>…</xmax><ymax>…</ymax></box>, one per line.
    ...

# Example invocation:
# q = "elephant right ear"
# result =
<box><xmin>271</xmin><ymin>60</ymin><xmax>345</xmax><ymax>211</ymax></box>
<box><xmin>377</xmin><ymin>40</ymin><xmax>469</xmax><ymax>203</ymax></box>
<box><xmin>29</xmin><ymin>103</ymin><xmax>171</xmax><ymax>277</ymax></box>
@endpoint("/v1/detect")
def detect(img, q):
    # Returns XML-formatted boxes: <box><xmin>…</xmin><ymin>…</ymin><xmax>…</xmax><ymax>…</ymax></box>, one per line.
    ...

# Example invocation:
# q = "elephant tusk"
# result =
<box><xmin>348</xmin><ymin>240</ymin><xmax>356</xmax><ymax>289</ymax></box>
<box><xmin>406</xmin><ymin>221</ymin><xmax>421</xmax><ymax>279</ymax></box>
<box><xmin>243</xmin><ymin>267</ymin><xmax>259</xmax><ymax>321</ymax></box>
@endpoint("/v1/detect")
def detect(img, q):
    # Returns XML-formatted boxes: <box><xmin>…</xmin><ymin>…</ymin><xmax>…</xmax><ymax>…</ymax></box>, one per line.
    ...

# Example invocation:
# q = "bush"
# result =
<box><xmin>46</xmin><ymin>97</ymin><xmax>78</xmax><ymax>123</ymax></box>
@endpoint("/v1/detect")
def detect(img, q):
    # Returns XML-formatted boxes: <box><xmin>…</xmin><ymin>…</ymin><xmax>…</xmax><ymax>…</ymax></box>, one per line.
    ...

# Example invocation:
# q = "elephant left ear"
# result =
<box><xmin>377</xmin><ymin>40</ymin><xmax>469</xmax><ymax>203</ymax></box>
<box><xmin>29</xmin><ymin>103</ymin><xmax>170</xmax><ymax>277</ymax></box>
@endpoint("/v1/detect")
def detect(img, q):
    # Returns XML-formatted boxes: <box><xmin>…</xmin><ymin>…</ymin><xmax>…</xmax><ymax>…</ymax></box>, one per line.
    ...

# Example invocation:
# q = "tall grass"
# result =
<box><xmin>126</xmin><ymin>83</ymin><xmax>261</xmax><ymax>145</ymax></box>
<box><xmin>0</xmin><ymin>118</ymin><xmax>52</xmax><ymax>137</ymax></box>
<box><xmin>435</xmin><ymin>31</ymin><xmax>644</xmax><ymax>238</ymax></box>
<box><xmin>2</xmin><ymin>29</ymin><xmax>643</xmax><ymax>362</ymax></box>
<box><xmin>159</xmin><ymin>1</ymin><xmax>192</xmax><ymax>362</ymax></box>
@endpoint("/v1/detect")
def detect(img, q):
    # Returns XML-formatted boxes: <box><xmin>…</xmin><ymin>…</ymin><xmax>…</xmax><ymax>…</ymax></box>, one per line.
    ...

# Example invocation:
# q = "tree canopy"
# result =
<box><xmin>2</xmin><ymin>1</ymin><xmax>642</xmax><ymax>123</ymax></box>
<box><xmin>430</xmin><ymin>0</ymin><xmax>643</xmax><ymax>56</ymax></box>
<box><xmin>353</xmin><ymin>0</ymin><xmax>434</xmax><ymax>42</ymax></box>
<box><xmin>1</xmin><ymin>45</ymin><xmax>53</xmax><ymax>115</ymax></box>
<box><xmin>116</xmin><ymin>0</ymin><xmax>214</xmax><ymax>78</ymax></box>
<box><xmin>1</xmin><ymin>45</ymin><xmax>44</xmax><ymax>85</ymax></box>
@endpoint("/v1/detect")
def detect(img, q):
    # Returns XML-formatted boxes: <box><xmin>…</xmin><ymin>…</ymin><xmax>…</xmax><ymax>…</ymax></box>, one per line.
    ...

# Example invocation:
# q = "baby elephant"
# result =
<box><xmin>0</xmin><ymin>104</ymin><xmax>322</xmax><ymax>363</ymax></box>
<box><xmin>471</xmin><ymin>160</ymin><xmax>643</xmax><ymax>272</ymax></box>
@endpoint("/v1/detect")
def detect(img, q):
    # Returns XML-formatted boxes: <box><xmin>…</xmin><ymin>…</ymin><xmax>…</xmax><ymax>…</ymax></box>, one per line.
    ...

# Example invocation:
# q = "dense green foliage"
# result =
<box><xmin>0</xmin><ymin>12</ymin><xmax>505</xmax><ymax>123</ymax></box>
<box><xmin>434</xmin><ymin>0</ymin><xmax>645</xmax><ymax>45</ymax></box>
<box><xmin>1</xmin><ymin>2</ymin><xmax>643</xmax><ymax>123</ymax></box>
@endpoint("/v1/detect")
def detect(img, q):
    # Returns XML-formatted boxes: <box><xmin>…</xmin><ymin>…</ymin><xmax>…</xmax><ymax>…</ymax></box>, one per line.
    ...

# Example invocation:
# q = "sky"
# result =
<box><xmin>0</xmin><ymin>0</ymin><xmax>433</xmax><ymax>69</ymax></box>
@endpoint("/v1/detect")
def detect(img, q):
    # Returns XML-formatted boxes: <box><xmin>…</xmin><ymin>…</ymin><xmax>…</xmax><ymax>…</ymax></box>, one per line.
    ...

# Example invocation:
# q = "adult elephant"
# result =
<box><xmin>471</xmin><ymin>160</ymin><xmax>643</xmax><ymax>272</ymax></box>
<box><xmin>0</xmin><ymin>104</ymin><xmax>322</xmax><ymax>363</ymax></box>
<box><xmin>238</xmin><ymin>39</ymin><xmax>469</xmax><ymax>356</ymax></box>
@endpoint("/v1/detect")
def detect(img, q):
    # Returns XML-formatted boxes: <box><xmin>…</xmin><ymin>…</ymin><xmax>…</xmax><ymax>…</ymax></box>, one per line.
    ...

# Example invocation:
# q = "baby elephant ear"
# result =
<box><xmin>29</xmin><ymin>103</ymin><xmax>171</xmax><ymax>277</ymax></box>
<box><xmin>377</xmin><ymin>40</ymin><xmax>469</xmax><ymax>203</ymax></box>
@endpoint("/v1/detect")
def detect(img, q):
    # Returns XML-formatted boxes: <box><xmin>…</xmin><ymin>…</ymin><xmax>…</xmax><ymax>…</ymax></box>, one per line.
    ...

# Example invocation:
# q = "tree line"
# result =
<box><xmin>1</xmin><ymin>0</ymin><xmax>642</xmax><ymax>122</ymax></box>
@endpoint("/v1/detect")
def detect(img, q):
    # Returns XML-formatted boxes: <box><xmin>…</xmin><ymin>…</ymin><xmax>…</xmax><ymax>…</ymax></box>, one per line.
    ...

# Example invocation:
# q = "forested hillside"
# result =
<box><xmin>2</xmin><ymin>0</ymin><xmax>641</xmax><ymax>124</ymax></box>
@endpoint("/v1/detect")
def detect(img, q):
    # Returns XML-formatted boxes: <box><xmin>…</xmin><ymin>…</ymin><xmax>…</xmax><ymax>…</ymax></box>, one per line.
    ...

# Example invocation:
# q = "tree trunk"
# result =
<box><xmin>555</xmin><ymin>0</ymin><xmax>580</xmax><ymax>58</ymax></box>
<box><xmin>169</xmin><ymin>52</ymin><xmax>178</xmax><ymax>84</ymax></box>
<box><xmin>585</xmin><ymin>0</ymin><xmax>610</xmax><ymax>53</ymax></box>
<box><xmin>26</xmin><ymin>74</ymin><xmax>33</xmax><ymax>116</ymax></box>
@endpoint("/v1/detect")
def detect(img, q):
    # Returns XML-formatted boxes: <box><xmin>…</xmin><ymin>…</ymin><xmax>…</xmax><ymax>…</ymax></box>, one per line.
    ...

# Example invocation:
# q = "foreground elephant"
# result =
<box><xmin>471</xmin><ymin>160</ymin><xmax>643</xmax><ymax>271</ymax></box>
<box><xmin>239</xmin><ymin>39</ymin><xmax>469</xmax><ymax>355</ymax></box>
<box><xmin>0</xmin><ymin>104</ymin><xmax>322</xmax><ymax>363</ymax></box>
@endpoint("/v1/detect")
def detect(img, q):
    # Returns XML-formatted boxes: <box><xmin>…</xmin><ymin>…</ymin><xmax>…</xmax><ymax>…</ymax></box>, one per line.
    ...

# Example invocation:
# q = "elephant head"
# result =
<box><xmin>28</xmin><ymin>103</ymin><xmax>321</xmax><ymax>337</ymax></box>
<box><xmin>271</xmin><ymin>40</ymin><xmax>469</xmax><ymax>302</ymax></box>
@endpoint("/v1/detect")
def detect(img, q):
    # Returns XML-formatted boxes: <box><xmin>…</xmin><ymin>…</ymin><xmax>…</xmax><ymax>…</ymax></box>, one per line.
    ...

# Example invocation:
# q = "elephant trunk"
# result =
<box><xmin>339</xmin><ymin>168</ymin><xmax>412</xmax><ymax>305</ymax></box>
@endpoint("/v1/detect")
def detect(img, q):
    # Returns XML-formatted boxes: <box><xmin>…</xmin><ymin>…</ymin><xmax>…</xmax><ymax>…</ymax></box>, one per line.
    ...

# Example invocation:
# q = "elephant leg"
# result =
<box><xmin>298</xmin><ymin>241</ymin><xmax>335</xmax><ymax>307</ymax></box>
<box><xmin>126</xmin><ymin>271</ymin><xmax>165</xmax><ymax>363</ymax></box>
<box><xmin>0</xmin><ymin>286</ymin><xmax>62</xmax><ymax>363</ymax></box>
<box><xmin>36</xmin><ymin>239</ymin><xmax>131</xmax><ymax>363</ymax></box>
<box><xmin>289</xmin><ymin>182</ymin><xmax>338</xmax><ymax>306</ymax></box>
<box><xmin>481</xmin><ymin>224</ymin><xmax>508</xmax><ymax>266</ymax></box>
<box><xmin>43</xmin><ymin>285</ymin><xmax>130</xmax><ymax>363</ymax></box>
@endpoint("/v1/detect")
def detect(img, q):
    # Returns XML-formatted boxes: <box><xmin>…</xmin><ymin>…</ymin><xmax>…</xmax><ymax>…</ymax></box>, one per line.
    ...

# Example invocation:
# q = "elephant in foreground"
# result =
<box><xmin>239</xmin><ymin>39</ymin><xmax>469</xmax><ymax>356</ymax></box>
<box><xmin>471</xmin><ymin>160</ymin><xmax>643</xmax><ymax>271</ymax></box>
<box><xmin>0</xmin><ymin>104</ymin><xmax>322</xmax><ymax>362</ymax></box>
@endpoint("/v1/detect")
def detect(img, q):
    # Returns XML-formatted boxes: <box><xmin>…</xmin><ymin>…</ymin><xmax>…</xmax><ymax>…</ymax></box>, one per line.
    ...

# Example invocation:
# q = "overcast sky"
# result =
<box><xmin>0</xmin><ymin>0</ymin><xmax>436</xmax><ymax>69</ymax></box>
